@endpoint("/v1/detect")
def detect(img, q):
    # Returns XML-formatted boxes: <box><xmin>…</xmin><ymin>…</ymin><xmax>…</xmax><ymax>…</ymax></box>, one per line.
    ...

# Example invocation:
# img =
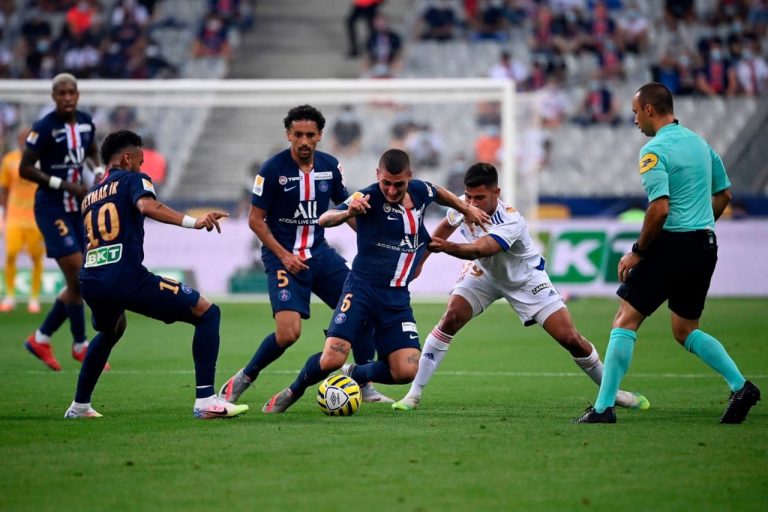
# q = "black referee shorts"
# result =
<box><xmin>617</xmin><ymin>230</ymin><xmax>718</xmax><ymax>320</ymax></box>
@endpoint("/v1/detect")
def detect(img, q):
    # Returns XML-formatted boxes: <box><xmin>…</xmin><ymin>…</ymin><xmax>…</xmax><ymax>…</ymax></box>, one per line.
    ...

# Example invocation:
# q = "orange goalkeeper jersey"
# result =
<box><xmin>0</xmin><ymin>149</ymin><xmax>38</xmax><ymax>230</ymax></box>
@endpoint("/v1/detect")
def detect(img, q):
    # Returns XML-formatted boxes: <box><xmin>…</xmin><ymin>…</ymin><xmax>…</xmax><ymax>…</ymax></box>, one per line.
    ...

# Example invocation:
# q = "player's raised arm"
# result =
<box><xmin>433</xmin><ymin>185</ymin><xmax>490</xmax><ymax>231</ymax></box>
<box><xmin>319</xmin><ymin>192</ymin><xmax>370</xmax><ymax>227</ymax></box>
<box><xmin>136</xmin><ymin>196</ymin><xmax>228</xmax><ymax>233</ymax></box>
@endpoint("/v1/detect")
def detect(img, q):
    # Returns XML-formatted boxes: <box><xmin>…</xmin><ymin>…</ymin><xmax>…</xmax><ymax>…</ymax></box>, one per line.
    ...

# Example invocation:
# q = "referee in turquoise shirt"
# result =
<box><xmin>575</xmin><ymin>82</ymin><xmax>760</xmax><ymax>424</ymax></box>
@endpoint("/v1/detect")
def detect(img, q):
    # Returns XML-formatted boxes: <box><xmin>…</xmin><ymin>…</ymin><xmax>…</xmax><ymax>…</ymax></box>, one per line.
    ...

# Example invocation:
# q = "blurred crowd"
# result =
<box><xmin>336</xmin><ymin>0</ymin><xmax>767</xmax><ymax>183</ymax></box>
<box><xmin>0</xmin><ymin>0</ymin><xmax>253</xmax><ymax>80</ymax></box>
<box><xmin>0</xmin><ymin>0</ymin><xmax>255</xmax><ymax>161</ymax></box>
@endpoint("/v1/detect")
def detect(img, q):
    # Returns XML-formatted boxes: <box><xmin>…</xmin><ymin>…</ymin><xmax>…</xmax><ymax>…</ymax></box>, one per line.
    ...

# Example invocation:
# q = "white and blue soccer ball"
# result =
<box><xmin>317</xmin><ymin>374</ymin><xmax>361</xmax><ymax>416</ymax></box>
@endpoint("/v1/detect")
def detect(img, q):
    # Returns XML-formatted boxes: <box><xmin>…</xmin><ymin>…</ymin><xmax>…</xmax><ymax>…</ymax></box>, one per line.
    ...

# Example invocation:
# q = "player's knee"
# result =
<box><xmin>202</xmin><ymin>303</ymin><xmax>221</xmax><ymax>323</ymax></box>
<box><xmin>672</xmin><ymin>325</ymin><xmax>692</xmax><ymax>345</ymax></box>
<box><xmin>440</xmin><ymin>308</ymin><xmax>469</xmax><ymax>333</ymax></box>
<box><xmin>276</xmin><ymin>325</ymin><xmax>301</xmax><ymax>346</ymax></box>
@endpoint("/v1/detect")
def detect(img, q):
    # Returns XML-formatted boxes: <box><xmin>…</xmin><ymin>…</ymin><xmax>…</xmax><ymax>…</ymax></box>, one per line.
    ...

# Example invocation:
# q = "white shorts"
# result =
<box><xmin>451</xmin><ymin>265</ymin><xmax>565</xmax><ymax>326</ymax></box>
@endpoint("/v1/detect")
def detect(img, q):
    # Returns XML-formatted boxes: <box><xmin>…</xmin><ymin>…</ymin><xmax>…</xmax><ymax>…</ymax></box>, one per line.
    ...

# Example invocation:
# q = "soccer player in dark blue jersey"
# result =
<box><xmin>261</xmin><ymin>149</ymin><xmax>490</xmax><ymax>413</ymax></box>
<box><xmin>64</xmin><ymin>130</ymin><xmax>248</xmax><ymax>419</ymax></box>
<box><xmin>19</xmin><ymin>73</ymin><xmax>104</xmax><ymax>371</ymax></box>
<box><xmin>218</xmin><ymin>105</ymin><xmax>391</xmax><ymax>404</ymax></box>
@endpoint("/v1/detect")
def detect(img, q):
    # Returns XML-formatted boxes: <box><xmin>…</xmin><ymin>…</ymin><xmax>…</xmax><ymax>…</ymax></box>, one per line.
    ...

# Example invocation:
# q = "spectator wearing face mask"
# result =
<box><xmin>695</xmin><ymin>38</ymin><xmax>738</xmax><ymax>97</ymax></box>
<box><xmin>616</xmin><ymin>3</ymin><xmax>649</xmax><ymax>54</ymax></box>
<box><xmin>193</xmin><ymin>12</ymin><xmax>231</xmax><ymax>59</ymax></box>
<box><xmin>735</xmin><ymin>34</ymin><xmax>768</xmax><ymax>96</ymax></box>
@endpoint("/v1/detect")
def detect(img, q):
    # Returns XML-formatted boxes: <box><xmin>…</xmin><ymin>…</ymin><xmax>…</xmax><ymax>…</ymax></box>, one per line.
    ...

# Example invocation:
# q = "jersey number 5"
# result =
<box><xmin>84</xmin><ymin>203</ymin><xmax>120</xmax><ymax>250</ymax></box>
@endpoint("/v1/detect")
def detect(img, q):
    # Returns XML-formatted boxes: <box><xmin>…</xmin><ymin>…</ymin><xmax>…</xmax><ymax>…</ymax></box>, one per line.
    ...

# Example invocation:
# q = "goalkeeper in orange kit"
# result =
<box><xmin>0</xmin><ymin>128</ymin><xmax>44</xmax><ymax>313</ymax></box>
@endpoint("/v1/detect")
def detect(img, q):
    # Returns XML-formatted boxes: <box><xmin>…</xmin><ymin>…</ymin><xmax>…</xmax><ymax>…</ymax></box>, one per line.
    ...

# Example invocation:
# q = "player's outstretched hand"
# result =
<box><xmin>196</xmin><ymin>212</ymin><xmax>229</xmax><ymax>233</ymax></box>
<box><xmin>462</xmin><ymin>205</ymin><xmax>490</xmax><ymax>234</ymax></box>
<box><xmin>348</xmin><ymin>193</ymin><xmax>371</xmax><ymax>217</ymax></box>
<box><xmin>428</xmin><ymin>236</ymin><xmax>450</xmax><ymax>253</ymax></box>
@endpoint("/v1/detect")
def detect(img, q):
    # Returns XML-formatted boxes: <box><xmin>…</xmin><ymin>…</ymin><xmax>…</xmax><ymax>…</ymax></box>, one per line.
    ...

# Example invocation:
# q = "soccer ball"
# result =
<box><xmin>317</xmin><ymin>374</ymin><xmax>361</xmax><ymax>416</ymax></box>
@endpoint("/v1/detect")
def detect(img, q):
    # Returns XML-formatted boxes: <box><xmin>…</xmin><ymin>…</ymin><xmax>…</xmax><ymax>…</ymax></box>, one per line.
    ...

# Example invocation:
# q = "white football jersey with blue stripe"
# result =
<box><xmin>447</xmin><ymin>198</ymin><xmax>543</xmax><ymax>286</ymax></box>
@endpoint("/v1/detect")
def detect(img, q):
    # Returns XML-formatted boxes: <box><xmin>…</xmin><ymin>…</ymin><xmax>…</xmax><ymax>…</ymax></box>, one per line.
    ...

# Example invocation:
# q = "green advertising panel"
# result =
<box><xmin>0</xmin><ymin>268</ymin><xmax>188</xmax><ymax>298</ymax></box>
<box><xmin>545</xmin><ymin>229</ymin><xmax>640</xmax><ymax>285</ymax></box>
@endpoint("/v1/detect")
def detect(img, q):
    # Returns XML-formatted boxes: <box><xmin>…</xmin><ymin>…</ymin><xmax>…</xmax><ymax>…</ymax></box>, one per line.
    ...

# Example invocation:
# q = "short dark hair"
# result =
<box><xmin>464</xmin><ymin>162</ymin><xmax>498</xmax><ymax>189</ymax></box>
<box><xmin>636</xmin><ymin>82</ymin><xmax>674</xmax><ymax>116</ymax></box>
<box><xmin>284</xmin><ymin>105</ymin><xmax>325</xmax><ymax>131</ymax></box>
<box><xmin>379</xmin><ymin>149</ymin><xmax>410</xmax><ymax>175</ymax></box>
<box><xmin>101</xmin><ymin>129</ymin><xmax>143</xmax><ymax>164</ymax></box>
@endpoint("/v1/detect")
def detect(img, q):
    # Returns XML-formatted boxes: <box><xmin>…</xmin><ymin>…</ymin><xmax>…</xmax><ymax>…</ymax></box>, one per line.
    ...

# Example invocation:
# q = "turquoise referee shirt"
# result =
<box><xmin>638</xmin><ymin>121</ymin><xmax>731</xmax><ymax>232</ymax></box>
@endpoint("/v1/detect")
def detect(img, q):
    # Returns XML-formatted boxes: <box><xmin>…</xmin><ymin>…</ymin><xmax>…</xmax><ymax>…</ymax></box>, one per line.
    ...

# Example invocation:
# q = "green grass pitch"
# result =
<box><xmin>1</xmin><ymin>298</ymin><xmax>766</xmax><ymax>512</ymax></box>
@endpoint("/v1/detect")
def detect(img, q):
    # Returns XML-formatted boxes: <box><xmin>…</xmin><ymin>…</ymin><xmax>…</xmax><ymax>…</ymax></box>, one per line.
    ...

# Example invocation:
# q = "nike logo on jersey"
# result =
<box><xmin>409</xmin><ymin>334</ymin><xmax>418</xmax><ymax>339</ymax></box>
<box><xmin>284</xmin><ymin>186</ymin><xmax>297</xmax><ymax>192</ymax></box>
<box><xmin>54</xmin><ymin>136</ymin><xmax>66</xmax><ymax>143</ymax></box>
<box><xmin>387</xmin><ymin>215</ymin><xmax>399</xmax><ymax>220</ymax></box>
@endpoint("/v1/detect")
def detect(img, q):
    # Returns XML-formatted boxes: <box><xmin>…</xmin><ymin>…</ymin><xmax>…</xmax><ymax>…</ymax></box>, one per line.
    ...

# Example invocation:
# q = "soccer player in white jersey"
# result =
<box><xmin>393</xmin><ymin>163</ymin><xmax>650</xmax><ymax>411</ymax></box>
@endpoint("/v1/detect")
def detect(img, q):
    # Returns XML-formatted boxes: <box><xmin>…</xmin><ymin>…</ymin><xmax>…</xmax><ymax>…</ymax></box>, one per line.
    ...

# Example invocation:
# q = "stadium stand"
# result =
<box><xmin>1</xmin><ymin>0</ymin><xmax>765</xmax><ymax>213</ymax></box>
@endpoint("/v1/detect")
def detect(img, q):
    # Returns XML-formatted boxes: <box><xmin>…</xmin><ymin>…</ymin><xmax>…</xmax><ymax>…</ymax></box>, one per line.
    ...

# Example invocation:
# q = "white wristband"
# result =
<box><xmin>49</xmin><ymin>176</ymin><xmax>63</xmax><ymax>190</ymax></box>
<box><xmin>181</xmin><ymin>215</ymin><xmax>197</xmax><ymax>228</ymax></box>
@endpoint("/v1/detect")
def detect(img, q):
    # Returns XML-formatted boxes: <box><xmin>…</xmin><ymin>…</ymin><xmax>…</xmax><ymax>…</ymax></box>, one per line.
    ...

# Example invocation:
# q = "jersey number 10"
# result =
<box><xmin>84</xmin><ymin>203</ymin><xmax>120</xmax><ymax>251</ymax></box>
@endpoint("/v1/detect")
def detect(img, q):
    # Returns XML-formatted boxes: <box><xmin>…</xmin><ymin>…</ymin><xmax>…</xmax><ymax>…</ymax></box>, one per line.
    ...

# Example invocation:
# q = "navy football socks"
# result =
<box><xmin>350</xmin><ymin>361</ymin><xmax>396</xmax><ymax>385</ymax></box>
<box><xmin>289</xmin><ymin>352</ymin><xmax>330</xmax><ymax>399</ymax></box>
<box><xmin>39</xmin><ymin>298</ymin><xmax>68</xmax><ymax>337</ymax></box>
<box><xmin>66</xmin><ymin>302</ymin><xmax>87</xmax><ymax>344</ymax></box>
<box><xmin>244</xmin><ymin>332</ymin><xmax>285</xmax><ymax>380</ymax></box>
<box><xmin>192</xmin><ymin>304</ymin><xmax>221</xmax><ymax>399</ymax></box>
<box><xmin>74</xmin><ymin>331</ymin><xmax>120</xmax><ymax>403</ymax></box>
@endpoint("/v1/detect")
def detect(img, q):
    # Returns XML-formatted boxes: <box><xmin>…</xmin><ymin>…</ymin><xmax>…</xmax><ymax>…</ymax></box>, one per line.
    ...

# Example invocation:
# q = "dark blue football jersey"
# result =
<box><xmin>338</xmin><ymin>179</ymin><xmax>437</xmax><ymax>288</ymax></box>
<box><xmin>27</xmin><ymin>110</ymin><xmax>96</xmax><ymax>213</ymax></box>
<box><xmin>251</xmin><ymin>149</ymin><xmax>348</xmax><ymax>267</ymax></box>
<box><xmin>79</xmin><ymin>169</ymin><xmax>157</xmax><ymax>291</ymax></box>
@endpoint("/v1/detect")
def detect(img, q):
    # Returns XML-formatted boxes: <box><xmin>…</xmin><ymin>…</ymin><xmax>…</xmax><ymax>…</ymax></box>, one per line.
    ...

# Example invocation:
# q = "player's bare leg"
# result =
<box><xmin>393</xmin><ymin>295</ymin><xmax>472</xmax><ymax>410</ymax></box>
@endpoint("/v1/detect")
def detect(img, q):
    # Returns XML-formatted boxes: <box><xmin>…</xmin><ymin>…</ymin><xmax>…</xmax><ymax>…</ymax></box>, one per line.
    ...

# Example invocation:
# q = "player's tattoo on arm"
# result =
<box><xmin>407</xmin><ymin>353</ymin><xmax>420</xmax><ymax>365</ymax></box>
<box><xmin>319</xmin><ymin>209</ymin><xmax>350</xmax><ymax>227</ymax></box>
<box><xmin>330</xmin><ymin>342</ymin><xmax>350</xmax><ymax>355</ymax></box>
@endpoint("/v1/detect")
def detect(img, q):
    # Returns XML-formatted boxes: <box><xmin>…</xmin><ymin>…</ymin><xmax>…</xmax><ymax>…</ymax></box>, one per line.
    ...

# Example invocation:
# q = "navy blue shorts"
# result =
<box><xmin>35</xmin><ymin>209</ymin><xmax>85</xmax><ymax>259</ymax></box>
<box><xmin>266</xmin><ymin>248</ymin><xmax>349</xmax><ymax>318</ymax></box>
<box><xmin>327</xmin><ymin>274</ymin><xmax>420</xmax><ymax>358</ymax></box>
<box><xmin>82</xmin><ymin>272</ymin><xmax>200</xmax><ymax>332</ymax></box>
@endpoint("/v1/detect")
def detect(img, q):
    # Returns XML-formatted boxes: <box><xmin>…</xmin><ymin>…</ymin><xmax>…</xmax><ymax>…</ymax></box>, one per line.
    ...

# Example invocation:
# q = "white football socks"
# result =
<box><xmin>407</xmin><ymin>327</ymin><xmax>453</xmax><ymax>398</ymax></box>
<box><xmin>572</xmin><ymin>343</ymin><xmax>603</xmax><ymax>385</ymax></box>
<box><xmin>34</xmin><ymin>330</ymin><xmax>51</xmax><ymax>345</ymax></box>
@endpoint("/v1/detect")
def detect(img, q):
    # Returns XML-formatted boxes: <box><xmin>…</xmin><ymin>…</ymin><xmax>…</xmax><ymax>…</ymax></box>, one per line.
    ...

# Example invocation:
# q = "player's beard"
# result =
<box><xmin>297</xmin><ymin>146</ymin><xmax>313</xmax><ymax>162</ymax></box>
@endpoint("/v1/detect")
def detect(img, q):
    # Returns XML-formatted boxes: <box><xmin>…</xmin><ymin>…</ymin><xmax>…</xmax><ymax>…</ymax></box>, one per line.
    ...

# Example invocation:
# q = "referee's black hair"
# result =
<box><xmin>636</xmin><ymin>82</ymin><xmax>674</xmax><ymax>115</ymax></box>
<box><xmin>101</xmin><ymin>129</ymin><xmax>143</xmax><ymax>165</ymax></box>
<box><xmin>378</xmin><ymin>149</ymin><xmax>411</xmax><ymax>175</ymax></box>
<box><xmin>464</xmin><ymin>162</ymin><xmax>498</xmax><ymax>189</ymax></box>
<box><xmin>284</xmin><ymin>105</ymin><xmax>326</xmax><ymax>131</ymax></box>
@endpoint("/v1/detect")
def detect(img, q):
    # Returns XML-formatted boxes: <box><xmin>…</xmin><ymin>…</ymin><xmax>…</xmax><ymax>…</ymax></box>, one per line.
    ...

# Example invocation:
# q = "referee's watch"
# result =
<box><xmin>631</xmin><ymin>242</ymin><xmax>647</xmax><ymax>257</ymax></box>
